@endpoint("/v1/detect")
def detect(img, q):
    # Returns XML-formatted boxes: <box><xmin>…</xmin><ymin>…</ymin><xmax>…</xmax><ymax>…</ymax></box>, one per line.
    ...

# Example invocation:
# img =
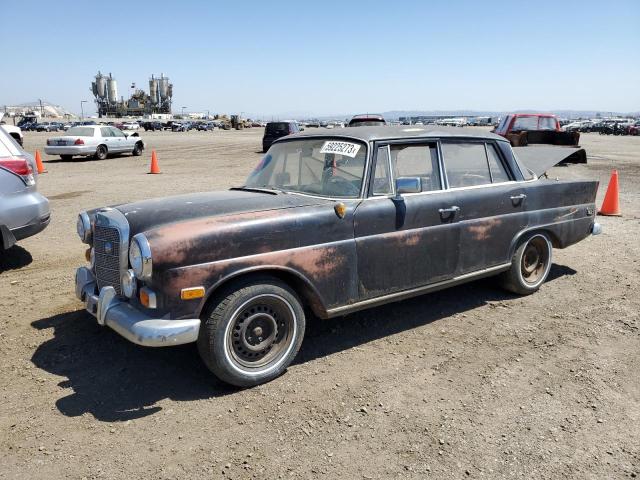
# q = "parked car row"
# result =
<box><xmin>563</xmin><ymin>119</ymin><xmax>640</xmax><ymax>135</ymax></box>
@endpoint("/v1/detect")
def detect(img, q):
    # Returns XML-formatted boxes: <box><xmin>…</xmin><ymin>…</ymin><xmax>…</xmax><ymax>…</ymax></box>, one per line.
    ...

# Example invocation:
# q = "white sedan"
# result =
<box><xmin>45</xmin><ymin>125</ymin><xmax>145</xmax><ymax>160</ymax></box>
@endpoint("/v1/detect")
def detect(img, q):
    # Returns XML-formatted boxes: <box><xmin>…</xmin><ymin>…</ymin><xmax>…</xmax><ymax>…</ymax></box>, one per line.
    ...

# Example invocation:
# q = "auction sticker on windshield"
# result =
<box><xmin>320</xmin><ymin>141</ymin><xmax>361</xmax><ymax>158</ymax></box>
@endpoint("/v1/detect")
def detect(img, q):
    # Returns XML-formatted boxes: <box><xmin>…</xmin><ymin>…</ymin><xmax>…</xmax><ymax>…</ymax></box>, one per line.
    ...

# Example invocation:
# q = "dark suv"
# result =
<box><xmin>262</xmin><ymin>121</ymin><xmax>300</xmax><ymax>152</ymax></box>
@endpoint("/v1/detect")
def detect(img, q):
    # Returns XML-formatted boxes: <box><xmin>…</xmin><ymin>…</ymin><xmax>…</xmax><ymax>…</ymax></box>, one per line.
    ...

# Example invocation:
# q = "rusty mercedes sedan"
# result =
<box><xmin>74</xmin><ymin>126</ymin><xmax>601</xmax><ymax>386</ymax></box>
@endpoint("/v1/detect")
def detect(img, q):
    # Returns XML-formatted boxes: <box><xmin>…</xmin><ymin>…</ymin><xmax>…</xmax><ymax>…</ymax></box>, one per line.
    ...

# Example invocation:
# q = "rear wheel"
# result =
<box><xmin>132</xmin><ymin>142</ymin><xmax>143</xmax><ymax>156</ymax></box>
<box><xmin>197</xmin><ymin>277</ymin><xmax>305</xmax><ymax>387</ymax></box>
<box><xmin>94</xmin><ymin>145</ymin><xmax>108</xmax><ymax>160</ymax></box>
<box><xmin>499</xmin><ymin>233</ymin><xmax>552</xmax><ymax>295</ymax></box>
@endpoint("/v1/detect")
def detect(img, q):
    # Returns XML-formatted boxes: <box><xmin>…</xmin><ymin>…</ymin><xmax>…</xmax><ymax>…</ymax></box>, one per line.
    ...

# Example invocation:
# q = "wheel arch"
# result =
<box><xmin>197</xmin><ymin>266</ymin><xmax>329</xmax><ymax>320</ymax></box>
<box><xmin>509</xmin><ymin>226</ymin><xmax>560</xmax><ymax>258</ymax></box>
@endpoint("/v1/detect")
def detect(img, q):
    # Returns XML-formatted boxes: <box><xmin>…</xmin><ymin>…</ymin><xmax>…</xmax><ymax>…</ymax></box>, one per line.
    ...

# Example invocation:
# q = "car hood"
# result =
<box><xmin>114</xmin><ymin>189</ymin><xmax>332</xmax><ymax>236</ymax></box>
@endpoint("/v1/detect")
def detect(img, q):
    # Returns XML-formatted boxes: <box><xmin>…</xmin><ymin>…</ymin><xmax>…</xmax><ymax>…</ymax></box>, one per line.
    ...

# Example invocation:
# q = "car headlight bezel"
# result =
<box><xmin>121</xmin><ymin>269</ymin><xmax>137</xmax><ymax>298</ymax></box>
<box><xmin>129</xmin><ymin>233</ymin><xmax>152</xmax><ymax>281</ymax></box>
<box><xmin>77</xmin><ymin>212</ymin><xmax>92</xmax><ymax>244</ymax></box>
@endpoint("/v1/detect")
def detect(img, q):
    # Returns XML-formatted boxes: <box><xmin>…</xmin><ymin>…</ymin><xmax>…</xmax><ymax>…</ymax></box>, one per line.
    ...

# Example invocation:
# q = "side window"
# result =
<box><xmin>486</xmin><ymin>144</ymin><xmax>510</xmax><ymax>183</ymax></box>
<box><xmin>442</xmin><ymin>143</ymin><xmax>491</xmax><ymax>188</ymax></box>
<box><xmin>372</xmin><ymin>146</ymin><xmax>392</xmax><ymax>196</ymax></box>
<box><xmin>100</xmin><ymin>127</ymin><xmax>112</xmax><ymax>137</ymax></box>
<box><xmin>110</xmin><ymin>127</ymin><xmax>125</xmax><ymax>137</ymax></box>
<box><xmin>390</xmin><ymin>144</ymin><xmax>441</xmax><ymax>192</ymax></box>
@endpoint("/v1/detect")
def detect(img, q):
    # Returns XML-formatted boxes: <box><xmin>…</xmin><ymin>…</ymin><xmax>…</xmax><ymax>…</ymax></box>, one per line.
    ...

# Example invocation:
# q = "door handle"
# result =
<box><xmin>438</xmin><ymin>206</ymin><xmax>460</xmax><ymax>218</ymax></box>
<box><xmin>510</xmin><ymin>193</ymin><xmax>527</xmax><ymax>204</ymax></box>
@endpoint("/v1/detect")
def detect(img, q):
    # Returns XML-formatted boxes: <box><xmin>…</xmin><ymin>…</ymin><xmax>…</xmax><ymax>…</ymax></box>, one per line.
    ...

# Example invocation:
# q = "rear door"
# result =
<box><xmin>440</xmin><ymin>140</ymin><xmax>528</xmax><ymax>274</ymax></box>
<box><xmin>354</xmin><ymin>141</ymin><xmax>461</xmax><ymax>299</ymax></box>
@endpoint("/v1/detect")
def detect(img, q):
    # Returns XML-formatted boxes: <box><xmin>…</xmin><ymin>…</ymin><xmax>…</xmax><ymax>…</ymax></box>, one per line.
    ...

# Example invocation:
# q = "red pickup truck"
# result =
<box><xmin>494</xmin><ymin>114</ymin><xmax>586</xmax><ymax>164</ymax></box>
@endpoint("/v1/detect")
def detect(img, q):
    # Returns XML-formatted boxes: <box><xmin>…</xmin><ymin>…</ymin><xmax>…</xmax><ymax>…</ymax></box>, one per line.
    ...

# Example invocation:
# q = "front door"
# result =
<box><xmin>354</xmin><ymin>141</ymin><xmax>461</xmax><ymax>299</ymax></box>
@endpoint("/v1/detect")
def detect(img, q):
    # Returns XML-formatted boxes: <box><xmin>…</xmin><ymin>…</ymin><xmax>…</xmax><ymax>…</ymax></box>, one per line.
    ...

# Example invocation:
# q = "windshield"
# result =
<box><xmin>67</xmin><ymin>127</ymin><xmax>95</xmax><ymax>136</ymax></box>
<box><xmin>245</xmin><ymin>138</ymin><xmax>367</xmax><ymax>198</ymax></box>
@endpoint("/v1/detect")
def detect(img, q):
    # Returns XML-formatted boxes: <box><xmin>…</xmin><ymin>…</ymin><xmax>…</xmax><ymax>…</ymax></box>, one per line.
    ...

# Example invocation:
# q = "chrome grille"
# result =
<box><xmin>94</xmin><ymin>225</ymin><xmax>122</xmax><ymax>294</ymax></box>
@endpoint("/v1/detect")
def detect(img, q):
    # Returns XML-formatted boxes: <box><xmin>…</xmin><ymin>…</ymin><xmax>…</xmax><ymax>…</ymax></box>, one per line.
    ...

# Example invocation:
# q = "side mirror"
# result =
<box><xmin>396</xmin><ymin>177</ymin><xmax>422</xmax><ymax>195</ymax></box>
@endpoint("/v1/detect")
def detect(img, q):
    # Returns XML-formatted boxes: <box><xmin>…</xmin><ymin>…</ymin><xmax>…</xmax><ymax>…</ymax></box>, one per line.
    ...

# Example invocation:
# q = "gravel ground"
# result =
<box><xmin>1</xmin><ymin>128</ymin><xmax>638</xmax><ymax>479</ymax></box>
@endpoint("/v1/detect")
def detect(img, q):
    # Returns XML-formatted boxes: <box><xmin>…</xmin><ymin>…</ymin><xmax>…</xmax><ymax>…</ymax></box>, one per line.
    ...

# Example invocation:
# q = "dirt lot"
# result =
<box><xmin>1</xmin><ymin>128</ymin><xmax>638</xmax><ymax>479</ymax></box>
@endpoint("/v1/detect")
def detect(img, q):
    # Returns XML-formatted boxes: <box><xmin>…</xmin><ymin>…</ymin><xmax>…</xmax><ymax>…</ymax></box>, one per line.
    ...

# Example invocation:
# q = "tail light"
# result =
<box><xmin>74</xmin><ymin>138</ymin><xmax>84</xmax><ymax>145</ymax></box>
<box><xmin>0</xmin><ymin>158</ymin><xmax>35</xmax><ymax>186</ymax></box>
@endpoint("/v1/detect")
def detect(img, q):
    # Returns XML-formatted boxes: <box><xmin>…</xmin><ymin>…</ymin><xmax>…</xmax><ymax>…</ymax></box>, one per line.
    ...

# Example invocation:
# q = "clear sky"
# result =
<box><xmin>2</xmin><ymin>0</ymin><xmax>639</xmax><ymax>117</ymax></box>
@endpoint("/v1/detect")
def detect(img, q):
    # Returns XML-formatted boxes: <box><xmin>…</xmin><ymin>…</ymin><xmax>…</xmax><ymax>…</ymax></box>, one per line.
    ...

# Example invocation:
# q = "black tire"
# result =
<box><xmin>132</xmin><ymin>142</ymin><xmax>143</xmax><ymax>156</ymax></box>
<box><xmin>197</xmin><ymin>276</ymin><xmax>306</xmax><ymax>387</ymax></box>
<box><xmin>499</xmin><ymin>232</ymin><xmax>553</xmax><ymax>295</ymax></box>
<box><xmin>94</xmin><ymin>145</ymin><xmax>108</xmax><ymax>160</ymax></box>
<box><xmin>60</xmin><ymin>155</ymin><xmax>73</xmax><ymax>161</ymax></box>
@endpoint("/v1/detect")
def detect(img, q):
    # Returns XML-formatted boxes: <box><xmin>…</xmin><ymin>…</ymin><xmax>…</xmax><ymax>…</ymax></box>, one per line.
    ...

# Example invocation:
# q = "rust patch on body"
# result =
<box><xmin>467</xmin><ymin>218</ymin><xmax>503</xmax><ymax>241</ymax></box>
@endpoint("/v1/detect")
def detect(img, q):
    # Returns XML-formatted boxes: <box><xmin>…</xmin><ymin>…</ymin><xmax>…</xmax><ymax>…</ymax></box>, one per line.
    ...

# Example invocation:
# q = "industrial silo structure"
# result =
<box><xmin>95</xmin><ymin>72</ymin><xmax>107</xmax><ymax>99</ymax></box>
<box><xmin>149</xmin><ymin>75</ymin><xmax>158</xmax><ymax>105</ymax></box>
<box><xmin>106</xmin><ymin>73</ymin><xmax>118</xmax><ymax>103</ymax></box>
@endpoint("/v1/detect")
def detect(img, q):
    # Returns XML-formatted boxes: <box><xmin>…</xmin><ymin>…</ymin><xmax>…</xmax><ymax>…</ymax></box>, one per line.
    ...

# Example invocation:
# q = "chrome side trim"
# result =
<box><xmin>326</xmin><ymin>263</ymin><xmax>511</xmax><ymax>318</ymax></box>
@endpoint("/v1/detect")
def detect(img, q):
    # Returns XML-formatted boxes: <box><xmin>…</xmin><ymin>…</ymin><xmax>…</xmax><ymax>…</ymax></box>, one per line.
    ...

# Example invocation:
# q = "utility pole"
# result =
<box><xmin>80</xmin><ymin>100</ymin><xmax>87</xmax><ymax>121</ymax></box>
<box><xmin>38</xmin><ymin>99</ymin><xmax>44</xmax><ymax>118</ymax></box>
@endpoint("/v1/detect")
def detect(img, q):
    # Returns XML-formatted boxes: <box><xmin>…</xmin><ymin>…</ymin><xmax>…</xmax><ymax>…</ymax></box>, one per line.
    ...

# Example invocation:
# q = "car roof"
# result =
<box><xmin>286</xmin><ymin>125</ymin><xmax>506</xmax><ymax>143</ymax></box>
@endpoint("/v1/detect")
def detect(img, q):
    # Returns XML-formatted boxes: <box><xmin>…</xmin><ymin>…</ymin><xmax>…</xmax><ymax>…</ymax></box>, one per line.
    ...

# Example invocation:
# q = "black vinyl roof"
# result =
<box><xmin>286</xmin><ymin>125</ymin><xmax>506</xmax><ymax>143</ymax></box>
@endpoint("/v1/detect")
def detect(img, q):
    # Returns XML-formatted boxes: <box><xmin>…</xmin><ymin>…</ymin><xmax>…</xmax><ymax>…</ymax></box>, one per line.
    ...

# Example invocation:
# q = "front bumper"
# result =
<box><xmin>75</xmin><ymin>267</ymin><xmax>200</xmax><ymax>347</ymax></box>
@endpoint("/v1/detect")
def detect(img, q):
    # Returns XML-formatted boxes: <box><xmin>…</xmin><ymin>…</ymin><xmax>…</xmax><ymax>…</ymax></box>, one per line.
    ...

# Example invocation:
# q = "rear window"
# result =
<box><xmin>0</xmin><ymin>129</ymin><xmax>23</xmax><ymax>157</ymax></box>
<box><xmin>266</xmin><ymin>123</ymin><xmax>290</xmax><ymax>135</ymax></box>
<box><xmin>511</xmin><ymin>116</ymin><xmax>539</xmax><ymax>131</ymax></box>
<box><xmin>349</xmin><ymin>118</ymin><xmax>385</xmax><ymax>127</ymax></box>
<box><xmin>67</xmin><ymin>127</ymin><xmax>95</xmax><ymax>137</ymax></box>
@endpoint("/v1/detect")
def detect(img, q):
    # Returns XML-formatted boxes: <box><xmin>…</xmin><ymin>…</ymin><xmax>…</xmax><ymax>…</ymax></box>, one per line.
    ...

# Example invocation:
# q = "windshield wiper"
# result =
<box><xmin>230</xmin><ymin>186</ymin><xmax>282</xmax><ymax>195</ymax></box>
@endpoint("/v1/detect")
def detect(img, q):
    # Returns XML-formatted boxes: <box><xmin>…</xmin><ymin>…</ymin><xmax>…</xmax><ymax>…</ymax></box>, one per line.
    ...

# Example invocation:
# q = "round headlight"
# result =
<box><xmin>129</xmin><ymin>234</ymin><xmax>152</xmax><ymax>280</ymax></box>
<box><xmin>129</xmin><ymin>240</ymin><xmax>143</xmax><ymax>276</ymax></box>
<box><xmin>77</xmin><ymin>212</ymin><xmax>92</xmax><ymax>244</ymax></box>
<box><xmin>121</xmin><ymin>269</ymin><xmax>137</xmax><ymax>298</ymax></box>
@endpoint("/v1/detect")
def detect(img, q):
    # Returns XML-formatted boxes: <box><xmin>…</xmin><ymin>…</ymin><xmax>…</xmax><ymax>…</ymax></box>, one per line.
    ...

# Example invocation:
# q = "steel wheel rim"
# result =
<box><xmin>226</xmin><ymin>294</ymin><xmax>295</xmax><ymax>370</ymax></box>
<box><xmin>521</xmin><ymin>236</ymin><xmax>549</xmax><ymax>285</ymax></box>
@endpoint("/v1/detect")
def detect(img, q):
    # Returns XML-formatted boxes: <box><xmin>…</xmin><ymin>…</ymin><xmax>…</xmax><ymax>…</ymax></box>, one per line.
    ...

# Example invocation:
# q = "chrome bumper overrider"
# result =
<box><xmin>75</xmin><ymin>267</ymin><xmax>200</xmax><ymax>347</ymax></box>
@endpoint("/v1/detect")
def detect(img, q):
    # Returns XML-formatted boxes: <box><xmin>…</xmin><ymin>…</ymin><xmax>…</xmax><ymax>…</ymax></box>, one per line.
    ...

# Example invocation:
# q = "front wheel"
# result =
<box><xmin>132</xmin><ymin>142</ymin><xmax>143</xmax><ymax>156</ymax></box>
<box><xmin>499</xmin><ymin>233</ymin><xmax>553</xmax><ymax>295</ymax></box>
<box><xmin>197</xmin><ymin>277</ymin><xmax>305</xmax><ymax>387</ymax></box>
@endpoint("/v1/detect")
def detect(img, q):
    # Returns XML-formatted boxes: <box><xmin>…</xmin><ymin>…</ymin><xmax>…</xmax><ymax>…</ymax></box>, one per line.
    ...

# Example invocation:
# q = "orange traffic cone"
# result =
<box><xmin>148</xmin><ymin>150</ymin><xmax>161</xmax><ymax>174</ymax></box>
<box><xmin>598</xmin><ymin>169</ymin><xmax>621</xmax><ymax>216</ymax></box>
<box><xmin>35</xmin><ymin>150</ymin><xmax>47</xmax><ymax>174</ymax></box>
